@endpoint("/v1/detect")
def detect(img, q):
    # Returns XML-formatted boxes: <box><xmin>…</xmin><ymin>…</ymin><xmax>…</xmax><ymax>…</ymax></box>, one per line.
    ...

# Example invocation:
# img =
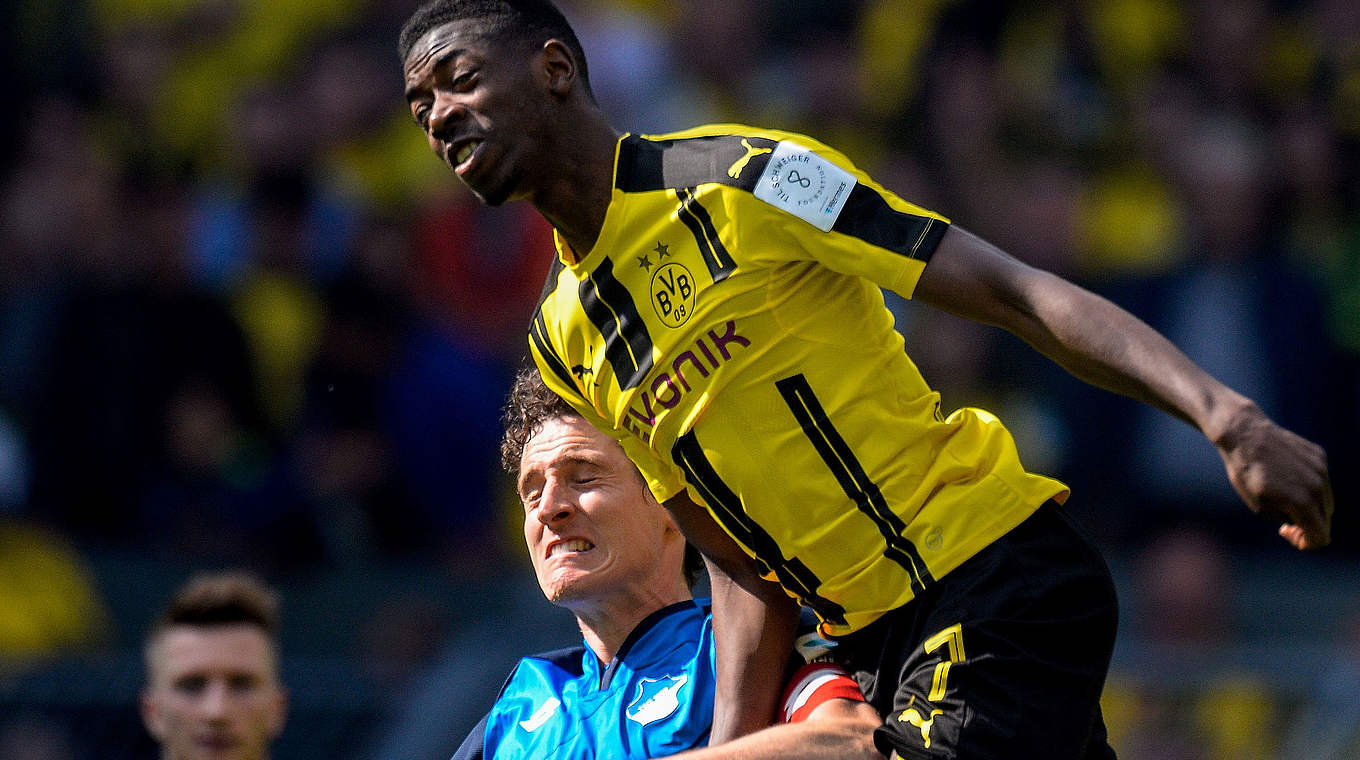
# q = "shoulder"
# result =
<box><xmin>480</xmin><ymin>645</ymin><xmax>590</xmax><ymax>760</ymax></box>
<box><xmin>489</xmin><ymin>645</ymin><xmax>588</xmax><ymax>719</ymax></box>
<box><xmin>516</xmin><ymin>644</ymin><xmax>588</xmax><ymax>680</ymax></box>
<box><xmin>615</xmin><ymin>124</ymin><xmax>850</xmax><ymax>194</ymax></box>
<box><xmin>495</xmin><ymin>644</ymin><xmax>588</xmax><ymax>700</ymax></box>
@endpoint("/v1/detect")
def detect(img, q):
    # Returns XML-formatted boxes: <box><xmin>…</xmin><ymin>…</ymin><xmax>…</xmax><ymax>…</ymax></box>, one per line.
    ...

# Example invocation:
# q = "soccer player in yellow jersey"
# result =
<box><xmin>398</xmin><ymin>1</ymin><xmax>1335</xmax><ymax>757</ymax></box>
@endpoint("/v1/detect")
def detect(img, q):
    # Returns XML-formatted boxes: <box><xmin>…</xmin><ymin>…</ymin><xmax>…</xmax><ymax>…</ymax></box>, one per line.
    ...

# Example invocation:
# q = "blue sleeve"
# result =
<box><xmin>450</xmin><ymin>713</ymin><xmax>490</xmax><ymax>760</ymax></box>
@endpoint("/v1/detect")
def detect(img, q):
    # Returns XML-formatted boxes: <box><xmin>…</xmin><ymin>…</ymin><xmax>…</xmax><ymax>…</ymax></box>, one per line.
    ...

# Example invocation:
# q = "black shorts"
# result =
<box><xmin>835</xmin><ymin>501</ymin><xmax>1119</xmax><ymax>760</ymax></box>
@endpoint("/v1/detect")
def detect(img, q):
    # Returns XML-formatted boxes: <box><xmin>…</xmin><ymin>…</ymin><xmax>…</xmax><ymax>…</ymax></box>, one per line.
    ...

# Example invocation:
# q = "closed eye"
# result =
<box><xmin>451</xmin><ymin>69</ymin><xmax>477</xmax><ymax>91</ymax></box>
<box><xmin>520</xmin><ymin>490</ymin><xmax>541</xmax><ymax>512</ymax></box>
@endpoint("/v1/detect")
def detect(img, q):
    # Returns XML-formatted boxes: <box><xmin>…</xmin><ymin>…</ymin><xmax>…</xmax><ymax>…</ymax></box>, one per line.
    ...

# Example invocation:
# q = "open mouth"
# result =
<box><xmin>453</xmin><ymin>139</ymin><xmax>483</xmax><ymax>170</ymax></box>
<box><xmin>549</xmin><ymin>539</ymin><xmax>595</xmax><ymax>558</ymax></box>
<box><xmin>196</xmin><ymin>734</ymin><xmax>239</xmax><ymax>751</ymax></box>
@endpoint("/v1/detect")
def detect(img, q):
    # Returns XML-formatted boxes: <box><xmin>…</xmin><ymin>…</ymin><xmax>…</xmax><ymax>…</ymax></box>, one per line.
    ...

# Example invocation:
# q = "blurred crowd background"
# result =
<box><xmin>1</xmin><ymin>0</ymin><xmax>1357</xmax><ymax>757</ymax></box>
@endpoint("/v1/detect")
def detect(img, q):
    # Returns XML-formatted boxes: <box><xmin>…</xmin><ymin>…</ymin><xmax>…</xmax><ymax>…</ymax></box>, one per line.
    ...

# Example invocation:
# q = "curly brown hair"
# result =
<box><xmin>500</xmin><ymin>365</ymin><xmax>706</xmax><ymax>589</ymax></box>
<box><xmin>500</xmin><ymin>364</ymin><xmax>580</xmax><ymax>474</ymax></box>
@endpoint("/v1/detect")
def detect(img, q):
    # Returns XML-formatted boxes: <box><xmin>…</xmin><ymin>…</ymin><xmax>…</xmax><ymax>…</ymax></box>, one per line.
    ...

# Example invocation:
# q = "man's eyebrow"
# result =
<box><xmin>518</xmin><ymin>454</ymin><xmax>603</xmax><ymax>492</ymax></box>
<box><xmin>404</xmin><ymin>48</ymin><xmax>463</xmax><ymax>101</ymax></box>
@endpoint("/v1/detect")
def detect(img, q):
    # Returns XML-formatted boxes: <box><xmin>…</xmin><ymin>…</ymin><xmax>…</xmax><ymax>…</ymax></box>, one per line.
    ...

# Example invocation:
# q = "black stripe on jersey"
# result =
<box><xmin>536</xmin><ymin>254</ymin><xmax>567</xmax><ymax>306</ymax></box>
<box><xmin>831</xmin><ymin>185</ymin><xmax>947</xmax><ymax>263</ymax></box>
<box><xmin>579</xmin><ymin>256</ymin><xmax>654</xmax><ymax>391</ymax></box>
<box><xmin>615</xmin><ymin>133</ymin><xmax>778</xmax><ymax>193</ymax></box>
<box><xmin>530</xmin><ymin>259</ymin><xmax>586</xmax><ymax>402</ymax></box>
<box><xmin>675</xmin><ymin>188</ymin><xmax>737</xmax><ymax>282</ymax></box>
<box><xmin>529</xmin><ymin>309</ymin><xmax>582</xmax><ymax>402</ymax></box>
<box><xmin>776</xmin><ymin>374</ymin><xmax>935</xmax><ymax>595</ymax></box>
<box><xmin>672</xmin><ymin>431</ymin><xmax>848</xmax><ymax>627</ymax></box>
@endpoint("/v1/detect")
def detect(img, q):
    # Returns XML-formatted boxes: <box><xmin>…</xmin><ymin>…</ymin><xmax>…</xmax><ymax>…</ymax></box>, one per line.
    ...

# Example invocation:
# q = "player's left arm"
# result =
<box><xmin>662</xmin><ymin>491</ymin><xmax>800</xmax><ymax>745</ymax></box>
<box><xmin>912</xmin><ymin>225</ymin><xmax>1334</xmax><ymax>550</ymax></box>
<box><xmin>666</xmin><ymin>604</ymin><xmax>881</xmax><ymax>758</ymax></box>
<box><xmin>666</xmin><ymin>699</ymin><xmax>882</xmax><ymax>760</ymax></box>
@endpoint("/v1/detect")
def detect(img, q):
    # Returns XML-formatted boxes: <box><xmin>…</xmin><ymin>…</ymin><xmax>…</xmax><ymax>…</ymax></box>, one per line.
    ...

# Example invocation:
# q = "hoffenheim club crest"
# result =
<box><xmin>625</xmin><ymin>674</ymin><xmax>688</xmax><ymax>726</ymax></box>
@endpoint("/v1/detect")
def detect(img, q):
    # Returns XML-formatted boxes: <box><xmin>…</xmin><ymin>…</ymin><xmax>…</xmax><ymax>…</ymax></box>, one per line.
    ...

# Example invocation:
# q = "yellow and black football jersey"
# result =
<box><xmin>528</xmin><ymin>124</ymin><xmax>1069</xmax><ymax>636</ymax></box>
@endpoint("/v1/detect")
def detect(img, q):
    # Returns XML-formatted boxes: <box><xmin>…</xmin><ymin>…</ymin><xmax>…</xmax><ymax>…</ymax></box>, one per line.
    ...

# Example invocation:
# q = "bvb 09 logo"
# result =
<box><xmin>651</xmin><ymin>262</ymin><xmax>695</xmax><ymax>327</ymax></box>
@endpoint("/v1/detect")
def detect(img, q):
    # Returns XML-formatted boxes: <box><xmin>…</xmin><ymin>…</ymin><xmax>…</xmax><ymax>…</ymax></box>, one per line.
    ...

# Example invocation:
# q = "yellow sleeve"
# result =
<box><xmin>732</xmin><ymin>136</ymin><xmax>950</xmax><ymax>299</ymax></box>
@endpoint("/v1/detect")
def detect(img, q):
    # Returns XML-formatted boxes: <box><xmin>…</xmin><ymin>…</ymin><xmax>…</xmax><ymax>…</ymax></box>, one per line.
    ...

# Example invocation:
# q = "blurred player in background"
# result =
<box><xmin>452</xmin><ymin>365</ymin><xmax>878</xmax><ymax>759</ymax></box>
<box><xmin>141</xmin><ymin>572</ymin><xmax>289</xmax><ymax>760</ymax></box>
<box><xmin>398</xmin><ymin>1</ymin><xmax>1334</xmax><ymax>757</ymax></box>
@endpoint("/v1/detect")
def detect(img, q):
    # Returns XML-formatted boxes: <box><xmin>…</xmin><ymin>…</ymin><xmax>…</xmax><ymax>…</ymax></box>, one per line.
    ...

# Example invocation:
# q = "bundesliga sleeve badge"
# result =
<box><xmin>754</xmin><ymin>141</ymin><xmax>857</xmax><ymax>232</ymax></box>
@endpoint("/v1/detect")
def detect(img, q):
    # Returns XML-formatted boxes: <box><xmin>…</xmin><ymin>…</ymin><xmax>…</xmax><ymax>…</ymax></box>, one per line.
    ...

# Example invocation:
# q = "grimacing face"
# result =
<box><xmin>518</xmin><ymin>415</ymin><xmax>688</xmax><ymax>610</ymax></box>
<box><xmin>141</xmin><ymin>625</ymin><xmax>287</xmax><ymax>760</ymax></box>
<box><xmin>403</xmin><ymin>19</ymin><xmax>561</xmax><ymax>206</ymax></box>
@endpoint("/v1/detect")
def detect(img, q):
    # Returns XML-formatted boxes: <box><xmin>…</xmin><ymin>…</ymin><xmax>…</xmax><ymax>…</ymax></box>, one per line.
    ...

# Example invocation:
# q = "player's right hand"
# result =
<box><xmin>1215</xmin><ymin>403</ymin><xmax>1333</xmax><ymax>550</ymax></box>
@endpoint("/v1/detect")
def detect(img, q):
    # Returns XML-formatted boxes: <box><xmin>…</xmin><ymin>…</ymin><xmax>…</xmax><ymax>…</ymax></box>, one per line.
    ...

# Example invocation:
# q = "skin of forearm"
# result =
<box><xmin>1009</xmin><ymin>267</ymin><xmax>1254</xmax><ymax>444</ymax></box>
<box><xmin>704</xmin><ymin>555</ymin><xmax>799</xmax><ymax>743</ymax></box>
<box><xmin>673</xmin><ymin>700</ymin><xmax>882</xmax><ymax>760</ymax></box>
<box><xmin>661</xmin><ymin>492</ymin><xmax>800</xmax><ymax>743</ymax></box>
<box><xmin>918</xmin><ymin>227</ymin><xmax>1253</xmax><ymax>444</ymax></box>
<box><xmin>999</xmin><ymin>257</ymin><xmax>1332</xmax><ymax>548</ymax></box>
<box><xmin>916</xmin><ymin>227</ymin><xmax>1332</xmax><ymax>549</ymax></box>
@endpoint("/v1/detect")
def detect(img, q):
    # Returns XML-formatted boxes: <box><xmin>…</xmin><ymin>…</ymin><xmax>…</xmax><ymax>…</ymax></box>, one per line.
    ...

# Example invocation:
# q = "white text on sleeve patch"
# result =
<box><xmin>753</xmin><ymin>141</ymin><xmax>858</xmax><ymax>232</ymax></box>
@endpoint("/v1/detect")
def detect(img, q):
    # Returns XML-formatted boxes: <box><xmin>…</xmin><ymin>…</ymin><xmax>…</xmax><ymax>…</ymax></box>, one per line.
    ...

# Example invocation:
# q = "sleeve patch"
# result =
<box><xmin>753</xmin><ymin>141</ymin><xmax>858</xmax><ymax>232</ymax></box>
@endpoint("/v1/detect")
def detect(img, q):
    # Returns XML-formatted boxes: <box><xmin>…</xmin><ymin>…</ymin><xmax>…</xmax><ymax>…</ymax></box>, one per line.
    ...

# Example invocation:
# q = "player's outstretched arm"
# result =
<box><xmin>670</xmin><ymin>699</ymin><xmax>882</xmax><ymax>760</ymax></box>
<box><xmin>912</xmin><ymin>226</ymin><xmax>1334</xmax><ymax>550</ymax></box>
<box><xmin>663</xmin><ymin>491</ymin><xmax>800</xmax><ymax>744</ymax></box>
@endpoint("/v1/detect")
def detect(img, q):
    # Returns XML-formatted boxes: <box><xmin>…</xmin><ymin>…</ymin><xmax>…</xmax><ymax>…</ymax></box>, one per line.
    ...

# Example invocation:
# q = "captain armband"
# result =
<box><xmin>780</xmin><ymin>662</ymin><xmax>866</xmax><ymax>723</ymax></box>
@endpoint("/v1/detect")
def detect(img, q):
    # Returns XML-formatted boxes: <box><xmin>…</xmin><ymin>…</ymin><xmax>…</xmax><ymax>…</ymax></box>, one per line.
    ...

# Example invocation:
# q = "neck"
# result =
<box><xmin>570</xmin><ymin>587</ymin><xmax>691</xmax><ymax>664</ymax></box>
<box><xmin>530</xmin><ymin>105</ymin><xmax>619</xmax><ymax>258</ymax></box>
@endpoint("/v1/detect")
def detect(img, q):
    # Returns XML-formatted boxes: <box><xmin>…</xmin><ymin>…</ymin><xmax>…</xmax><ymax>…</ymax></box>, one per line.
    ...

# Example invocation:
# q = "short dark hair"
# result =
<box><xmin>146</xmin><ymin>572</ymin><xmax>280</xmax><ymax>648</ymax></box>
<box><xmin>500</xmin><ymin>366</ymin><xmax>706</xmax><ymax>589</ymax></box>
<box><xmin>398</xmin><ymin>0</ymin><xmax>592</xmax><ymax>96</ymax></box>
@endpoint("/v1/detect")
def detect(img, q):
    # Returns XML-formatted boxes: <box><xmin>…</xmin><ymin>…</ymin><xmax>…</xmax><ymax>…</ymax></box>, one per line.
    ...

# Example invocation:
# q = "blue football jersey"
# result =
<box><xmin>453</xmin><ymin>600</ymin><xmax>716</xmax><ymax>760</ymax></box>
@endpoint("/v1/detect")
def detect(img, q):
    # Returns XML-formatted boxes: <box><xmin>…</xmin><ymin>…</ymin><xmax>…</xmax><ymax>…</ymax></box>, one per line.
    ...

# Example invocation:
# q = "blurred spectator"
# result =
<box><xmin>557</xmin><ymin>0</ymin><xmax>689</xmax><ymax>134</ymax></box>
<box><xmin>1132</xmin><ymin>528</ymin><xmax>1234</xmax><ymax>645</ymax></box>
<box><xmin>0</xmin><ymin>411</ymin><xmax>29</xmax><ymax>512</ymax></box>
<box><xmin>1103</xmin><ymin>528</ymin><xmax>1285</xmax><ymax>760</ymax></box>
<box><xmin>362</xmin><ymin>192</ymin><xmax>555</xmax><ymax>563</ymax></box>
<box><xmin>0</xmin><ymin>521</ymin><xmax>110</xmax><ymax>663</ymax></box>
<box><xmin>0</xmin><ymin>713</ymin><xmax>79</xmax><ymax>760</ymax></box>
<box><xmin>291</xmin><ymin>218</ymin><xmax>421</xmax><ymax>560</ymax></box>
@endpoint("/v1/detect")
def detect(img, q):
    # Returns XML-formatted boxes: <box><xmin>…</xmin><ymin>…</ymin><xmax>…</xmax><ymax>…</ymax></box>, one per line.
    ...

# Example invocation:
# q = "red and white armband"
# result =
<box><xmin>779</xmin><ymin>662</ymin><xmax>866</xmax><ymax>723</ymax></box>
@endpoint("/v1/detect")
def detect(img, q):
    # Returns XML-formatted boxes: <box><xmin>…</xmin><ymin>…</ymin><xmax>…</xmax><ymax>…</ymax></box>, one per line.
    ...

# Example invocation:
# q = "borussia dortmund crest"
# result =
<box><xmin>650</xmin><ymin>262</ymin><xmax>695</xmax><ymax>328</ymax></box>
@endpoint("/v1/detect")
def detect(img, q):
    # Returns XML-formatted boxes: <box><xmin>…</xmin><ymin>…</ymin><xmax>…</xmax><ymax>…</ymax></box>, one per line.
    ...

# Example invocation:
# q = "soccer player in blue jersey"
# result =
<box><xmin>399</xmin><ymin>2</ymin><xmax>1334</xmax><ymax>757</ymax></box>
<box><xmin>453</xmin><ymin>366</ymin><xmax>878</xmax><ymax>760</ymax></box>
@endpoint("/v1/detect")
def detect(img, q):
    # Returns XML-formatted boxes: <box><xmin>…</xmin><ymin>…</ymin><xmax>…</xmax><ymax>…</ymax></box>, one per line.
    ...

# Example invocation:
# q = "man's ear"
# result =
<box><xmin>540</xmin><ymin>39</ymin><xmax>577</xmax><ymax>95</ymax></box>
